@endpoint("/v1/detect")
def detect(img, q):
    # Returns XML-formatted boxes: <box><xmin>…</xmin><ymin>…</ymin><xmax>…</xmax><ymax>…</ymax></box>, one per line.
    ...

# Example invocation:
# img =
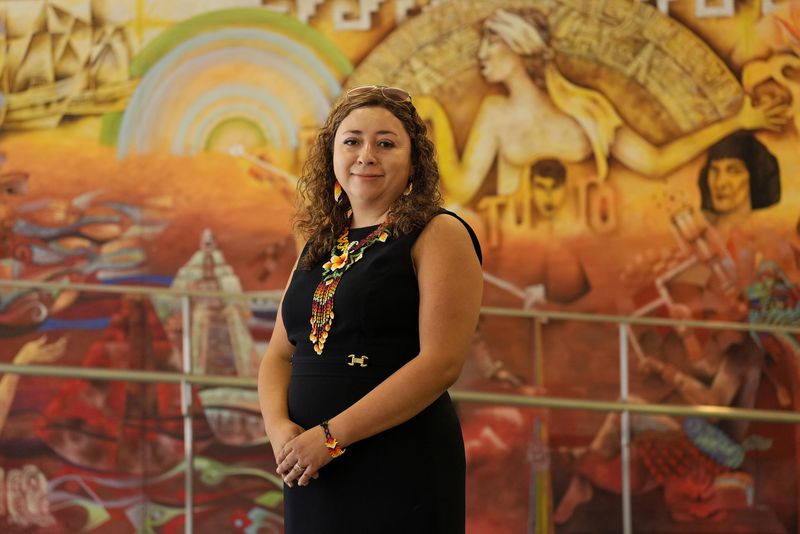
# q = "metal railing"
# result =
<box><xmin>2</xmin><ymin>278</ymin><xmax>799</xmax><ymax>534</ymax></box>
<box><xmin>0</xmin><ymin>362</ymin><xmax>798</xmax><ymax>424</ymax></box>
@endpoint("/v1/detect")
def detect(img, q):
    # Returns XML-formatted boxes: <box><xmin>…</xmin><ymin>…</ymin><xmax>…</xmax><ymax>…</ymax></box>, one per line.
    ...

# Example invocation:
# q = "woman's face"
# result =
<box><xmin>707</xmin><ymin>157</ymin><xmax>751</xmax><ymax>213</ymax></box>
<box><xmin>332</xmin><ymin>106</ymin><xmax>412</xmax><ymax>211</ymax></box>
<box><xmin>478</xmin><ymin>30</ymin><xmax>525</xmax><ymax>83</ymax></box>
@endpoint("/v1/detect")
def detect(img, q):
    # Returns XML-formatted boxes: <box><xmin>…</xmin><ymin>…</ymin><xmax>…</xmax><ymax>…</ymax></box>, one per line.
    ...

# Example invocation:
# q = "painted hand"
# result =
<box><xmin>737</xmin><ymin>94</ymin><xmax>790</xmax><ymax>132</ymax></box>
<box><xmin>637</xmin><ymin>355</ymin><xmax>665</xmax><ymax>376</ymax></box>
<box><xmin>13</xmin><ymin>336</ymin><xmax>67</xmax><ymax>365</ymax></box>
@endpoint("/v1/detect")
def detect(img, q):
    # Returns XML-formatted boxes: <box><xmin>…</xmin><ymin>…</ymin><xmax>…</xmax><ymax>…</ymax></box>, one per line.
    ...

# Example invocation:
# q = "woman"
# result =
<box><xmin>416</xmin><ymin>8</ymin><xmax>789</xmax><ymax>205</ymax></box>
<box><xmin>258</xmin><ymin>85</ymin><xmax>483</xmax><ymax>533</ymax></box>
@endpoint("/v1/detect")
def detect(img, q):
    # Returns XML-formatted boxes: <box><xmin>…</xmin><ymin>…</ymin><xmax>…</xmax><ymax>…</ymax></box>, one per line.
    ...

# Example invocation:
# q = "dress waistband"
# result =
<box><xmin>290</xmin><ymin>341</ymin><xmax>418</xmax><ymax>377</ymax></box>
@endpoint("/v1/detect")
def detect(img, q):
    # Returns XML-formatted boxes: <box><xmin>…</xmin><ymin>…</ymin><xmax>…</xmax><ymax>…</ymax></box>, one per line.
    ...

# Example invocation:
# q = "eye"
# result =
<box><xmin>729</xmin><ymin>164</ymin><xmax>745</xmax><ymax>174</ymax></box>
<box><xmin>342</xmin><ymin>138</ymin><xmax>358</xmax><ymax>146</ymax></box>
<box><xmin>377</xmin><ymin>140</ymin><xmax>395</xmax><ymax>148</ymax></box>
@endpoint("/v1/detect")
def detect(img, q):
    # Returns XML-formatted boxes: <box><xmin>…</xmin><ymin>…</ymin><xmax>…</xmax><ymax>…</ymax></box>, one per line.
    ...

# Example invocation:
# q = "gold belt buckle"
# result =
<box><xmin>346</xmin><ymin>354</ymin><xmax>368</xmax><ymax>367</ymax></box>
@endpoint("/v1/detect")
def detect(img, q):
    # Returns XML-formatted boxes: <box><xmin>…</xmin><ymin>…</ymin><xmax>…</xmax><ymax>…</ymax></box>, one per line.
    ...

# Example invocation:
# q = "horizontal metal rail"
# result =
<box><xmin>452</xmin><ymin>390</ymin><xmax>800</xmax><ymax>425</ymax></box>
<box><xmin>2</xmin><ymin>278</ymin><xmax>798</xmax><ymax>334</ymax></box>
<box><xmin>479</xmin><ymin>306</ymin><xmax>800</xmax><ymax>335</ymax></box>
<box><xmin>0</xmin><ymin>278</ymin><xmax>283</xmax><ymax>302</ymax></box>
<box><xmin>0</xmin><ymin>363</ymin><xmax>256</xmax><ymax>388</ymax></box>
<box><xmin>1</xmin><ymin>362</ymin><xmax>798</xmax><ymax>425</ymax></box>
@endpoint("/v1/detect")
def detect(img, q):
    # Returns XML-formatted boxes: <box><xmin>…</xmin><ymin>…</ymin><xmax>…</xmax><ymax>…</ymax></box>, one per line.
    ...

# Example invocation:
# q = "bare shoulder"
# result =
<box><xmin>412</xmin><ymin>213</ymin><xmax>480</xmax><ymax>269</ymax></box>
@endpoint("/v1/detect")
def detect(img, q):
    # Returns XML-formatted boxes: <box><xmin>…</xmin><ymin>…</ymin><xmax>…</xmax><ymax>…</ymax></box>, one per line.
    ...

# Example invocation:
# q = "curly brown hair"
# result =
<box><xmin>295</xmin><ymin>87</ymin><xmax>443</xmax><ymax>269</ymax></box>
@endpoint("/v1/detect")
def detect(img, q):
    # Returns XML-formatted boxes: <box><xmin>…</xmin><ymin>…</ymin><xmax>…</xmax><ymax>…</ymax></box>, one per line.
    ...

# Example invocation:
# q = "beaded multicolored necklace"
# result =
<box><xmin>309</xmin><ymin>220</ymin><xmax>391</xmax><ymax>355</ymax></box>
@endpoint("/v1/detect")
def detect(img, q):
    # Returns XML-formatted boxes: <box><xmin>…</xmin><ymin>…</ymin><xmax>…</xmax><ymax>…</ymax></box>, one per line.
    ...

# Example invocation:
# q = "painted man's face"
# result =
<box><xmin>708</xmin><ymin>158</ymin><xmax>750</xmax><ymax>213</ymax></box>
<box><xmin>532</xmin><ymin>174</ymin><xmax>566</xmax><ymax>218</ymax></box>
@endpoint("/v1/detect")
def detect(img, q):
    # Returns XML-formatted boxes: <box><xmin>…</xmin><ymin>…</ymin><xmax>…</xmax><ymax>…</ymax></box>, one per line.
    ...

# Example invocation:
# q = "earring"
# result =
<box><xmin>403</xmin><ymin>178</ymin><xmax>413</xmax><ymax>196</ymax></box>
<box><xmin>334</xmin><ymin>181</ymin><xmax>343</xmax><ymax>202</ymax></box>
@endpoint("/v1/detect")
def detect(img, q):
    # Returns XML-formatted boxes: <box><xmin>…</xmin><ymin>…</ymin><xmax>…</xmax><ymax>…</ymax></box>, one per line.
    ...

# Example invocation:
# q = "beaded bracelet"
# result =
<box><xmin>320</xmin><ymin>420</ymin><xmax>346</xmax><ymax>458</ymax></box>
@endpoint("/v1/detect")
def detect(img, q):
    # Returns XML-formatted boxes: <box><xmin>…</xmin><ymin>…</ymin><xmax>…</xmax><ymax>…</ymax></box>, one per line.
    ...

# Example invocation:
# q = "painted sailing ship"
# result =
<box><xmin>0</xmin><ymin>0</ymin><xmax>138</xmax><ymax>130</ymax></box>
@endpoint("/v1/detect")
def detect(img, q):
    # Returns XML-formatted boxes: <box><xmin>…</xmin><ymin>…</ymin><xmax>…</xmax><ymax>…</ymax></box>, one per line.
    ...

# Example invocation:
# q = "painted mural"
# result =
<box><xmin>0</xmin><ymin>0</ymin><xmax>799</xmax><ymax>532</ymax></box>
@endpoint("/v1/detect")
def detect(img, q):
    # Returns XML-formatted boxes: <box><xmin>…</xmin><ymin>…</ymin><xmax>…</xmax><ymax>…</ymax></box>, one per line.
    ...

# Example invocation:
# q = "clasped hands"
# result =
<box><xmin>272</xmin><ymin>421</ymin><xmax>332</xmax><ymax>488</ymax></box>
<box><xmin>638</xmin><ymin>355</ymin><xmax>679</xmax><ymax>384</ymax></box>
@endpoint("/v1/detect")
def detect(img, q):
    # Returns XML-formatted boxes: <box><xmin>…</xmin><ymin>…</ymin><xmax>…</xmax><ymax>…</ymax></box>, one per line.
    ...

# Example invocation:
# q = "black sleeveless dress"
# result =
<box><xmin>280</xmin><ymin>210</ymin><xmax>481</xmax><ymax>534</ymax></box>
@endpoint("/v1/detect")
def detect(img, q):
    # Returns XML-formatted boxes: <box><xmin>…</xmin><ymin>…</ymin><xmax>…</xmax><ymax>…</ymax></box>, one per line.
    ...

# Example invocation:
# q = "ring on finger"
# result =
<box><xmin>293</xmin><ymin>463</ymin><xmax>305</xmax><ymax>471</ymax></box>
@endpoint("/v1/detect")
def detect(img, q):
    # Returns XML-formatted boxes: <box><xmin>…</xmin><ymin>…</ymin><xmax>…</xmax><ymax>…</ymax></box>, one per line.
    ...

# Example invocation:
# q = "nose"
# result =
<box><xmin>478</xmin><ymin>39</ymin><xmax>488</xmax><ymax>60</ymax></box>
<box><xmin>357</xmin><ymin>142</ymin><xmax>376</xmax><ymax>165</ymax></box>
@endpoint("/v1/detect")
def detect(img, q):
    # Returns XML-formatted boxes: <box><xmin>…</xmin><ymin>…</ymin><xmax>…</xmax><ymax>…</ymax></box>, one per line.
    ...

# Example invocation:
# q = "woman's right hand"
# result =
<box><xmin>269</xmin><ymin>419</ymin><xmax>322</xmax><ymax>486</ymax></box>
<box><xmin>267</xmin><ymin>419</ymin><xmax>305</xmax><ymax>463</ymax></box>
<box><xmin>737</xmin><ymin>94</ymin><xmax>790</xmax><ymax>132</ymax></box>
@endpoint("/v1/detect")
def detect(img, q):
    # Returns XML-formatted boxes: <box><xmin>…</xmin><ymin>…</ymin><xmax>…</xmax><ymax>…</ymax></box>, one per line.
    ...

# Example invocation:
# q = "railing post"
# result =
<box><xmin>619</xmin><ymin>323</ymin><xmax>632</xmax><ymax>534</ymax></box>
<box><xmin>181</xmin><ymin>295</ymin><xmax>194</xmax><ymax>534</ymax></box>
<box><xmin>527</xmin><ymin>317</ymin><xmax>550</xmax><ymax>534</ymax></box>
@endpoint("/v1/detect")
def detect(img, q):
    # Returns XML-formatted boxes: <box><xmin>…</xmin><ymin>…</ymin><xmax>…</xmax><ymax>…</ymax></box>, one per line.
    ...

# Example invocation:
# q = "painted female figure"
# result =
<box><xmin>416</xmin><ymin>8</ymin><xmax>789</xmax><ymax>205</ymax></box>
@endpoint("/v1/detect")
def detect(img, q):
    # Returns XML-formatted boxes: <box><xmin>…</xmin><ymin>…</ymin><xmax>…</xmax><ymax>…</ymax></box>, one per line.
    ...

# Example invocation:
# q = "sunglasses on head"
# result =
<box><xmin>345</xmin><ymin>85</ymin><xmax>412</xmax><ymax>103</ymax></box>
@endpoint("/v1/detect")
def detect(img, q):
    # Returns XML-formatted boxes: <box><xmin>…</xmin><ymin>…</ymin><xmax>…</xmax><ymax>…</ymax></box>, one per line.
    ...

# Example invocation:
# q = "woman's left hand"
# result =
<box><xmin>276</xmin><ymin>425</ymin><xmax>332</xmax><ymax>487</ymax></box>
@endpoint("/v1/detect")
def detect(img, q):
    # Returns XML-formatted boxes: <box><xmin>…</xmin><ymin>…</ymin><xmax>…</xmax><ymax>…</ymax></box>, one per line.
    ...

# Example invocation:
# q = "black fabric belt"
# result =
<box><xmin>290</xmin><ymin>341</ymin><xmax>419</xmax><ymax>377</ymax></box>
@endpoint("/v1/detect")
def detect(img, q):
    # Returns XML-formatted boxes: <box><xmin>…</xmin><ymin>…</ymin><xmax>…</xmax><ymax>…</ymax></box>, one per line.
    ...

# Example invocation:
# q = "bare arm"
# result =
<box><xmin>611</xmin><ymin>96</ymin><xmax>789</xmax><ymax>178</ymax></box>
<box><xmin>415</xmin><ymin>95</ymin><xmax>500</xmax><ymax>204</ymax></box>
<box><xmin>278</xmin><ymin>215</ymin><xmax>483</xmax><ymax>484</ymax></box>
<box><xmin>0</xmin><ymin>375</ymin><xmax>22</xmax><ymax>434</ymax></box>
<box><xmin>0</xmin><ymin>337</ymin><xmax>66</xmax><ymax>433</ymax></box>
<box><xmin>257</xmin><ymin>257</ymin><xmax>305</xmax><ymax>459</ymax></box>
<box><xmin>643</xmin><ymin>354</ymin><xmax>742</xmax><ymax>406</ymax></box>
<box><xmin>672</xmin><ymin>360</ymin><xmax>741</xmax><ymax>406</ymax></box>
